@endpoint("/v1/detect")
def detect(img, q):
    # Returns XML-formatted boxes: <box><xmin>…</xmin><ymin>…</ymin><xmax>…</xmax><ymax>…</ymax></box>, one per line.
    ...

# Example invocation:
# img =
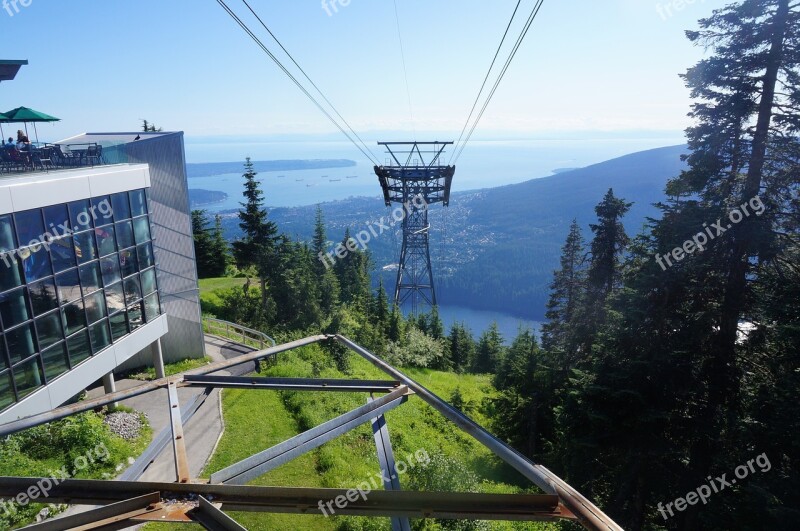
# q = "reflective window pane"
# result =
<box><xmin>120</xmin><ymin>249</ymin><xmax>137</xmax><ymax>279</ymax></box>
<box><xmin>0</xmin><ymin>288</ymin><xmax>31</xmax><ymax>329</ymax></box>
<box><xmin>29</xmin><ymin>278</ymin><xmax>58</xmax><ymax>316</ymax></box>
<box><xmin>43</xmin><ymin>204</ymin><xmax>71</xmax><ymax>236</ymax></box>
<box><xmin>116</xmin><ymin>221</ymin><xmax>134</xmax><ymax>250</ymax></box>
<box><xmin>0</xmin><ymin>214</ymin><xmax>17</xmax><ymax>253</ymax></box>
<box><xmin>15</xmin><ymin>209</ymin><xmax>44</xmax><ymax>247</ymax></box>
<box><xmin>100</xmin><ymin>255</ymin><xmax>121</xmax><ymax>286</ymax></box>
<box><xmin>123</xmin><ymin>276</ymin><xmax>142</xmax><ymax>306</ymax></box>
<box><xmin>79</xmin><ymin>262</ymin><xmax>102</xmax><ymax>295</ymax></box>
<box><xmin>50</xmin><ymin>237</ymin><xmax>76</xmax><ymax>273</ymax></box>
<box><xmin>129</xmin><ymin>300</ymin><xmax>144</xmax><ymax>330</ymax></box>
<box><xmin>74</xmin><ymin>231</ymin><xmax>97</xmax><ymax>264</ymax></box>
<box><xmin>13</xmin><ymin>358</ymin><xmax>42</xmax><ymax>400</ymax></box>
<box><xmin>56</xmin><ymin>268</ymin><xmax>81</xmax><ymax>304</ymax></box>
<box><xmin>109</xmin><ymin>312</ymin><xmax>128</xmax><ymax>341</ymax></box>
<box><xmin>21</xmin><ymin>245</ymin><xmax>52</xmax><ymax>282</ymax></box>
<box><xmin>88</xmin><ymin>321</ymin><xmax>111</xmax><ymax>355</ymax></box>
<box><xmin>67</xmin><ymin>330</ymin><xmax>91</xmax><ymax>365</ymax></box>
<box><xmin>96</xmin><ymin>225</ymin><xmax>117</xmax><ymax>257</ymax></box>
<box><xmin>62</xmin><ymin>299</ymin><xmax>86</xmax><ymax>336</ymax></box>
<box><xmin>85</xmin><ymin>291</ymin><xmax>107</xmax><ymax>325</ymax></box>
<box><xmin>69</xmin><ymin>199</ymin><xmax>94</xmax><ymax>230</ymax></box>
<box><xmin>141</xmin><ymin>268</ymin><xmax>157</xmax><ymax>296</ymax></box>
<box><xmin>105</xmin><ymin>282</ymin><xmax>125</xmax><ymax>314</ymax></box>
<box><xmin>111</xmin><ymin>193</ymin><xmax>132</xmax><ymax>221</ymax></box>
<box><xmin>42</xmin><ymin>342</ymin><xmax>69</xmax><ymax>382</ymax></box>
<box><xmin>6</xmin><ymin>323</ymin><xmax>37</xmax><ymax>364</ymax></box>
<box><xmin>0</xmin><ymin>256</ymin><xmax>25</xmax><ymax>292</ymax></box>
<box><xmin>133</xmin><ymin>217</ymin><xmax>151</xmax><ymax>245</ymax></box>
<box><xmin>144</xmin><ymin>293</ymin><xmax>160</xmax><ymax>322</ymax></box>
<box><xmin>137</xmin><ymin>243</ymin><xmax>154</xmax><ymax>270</ymax></box>
<box><xmin>91</xmin><ymin>196</ymin><xmax>114</xmax><ymax>225</ymax></box>
<box><xmin>35</xmin><ymin>311</ymin><xmax>63</xmax><ymax>350</ymax></box>
<box><xmin>129</xmin><ymin>190</ymin><xmax>147</xmax><ymax>217</ymax></box>
<box><xmin>0</xmin><ymin>371</ymin><xmax>13</xmax><ymax>411</ymax></box>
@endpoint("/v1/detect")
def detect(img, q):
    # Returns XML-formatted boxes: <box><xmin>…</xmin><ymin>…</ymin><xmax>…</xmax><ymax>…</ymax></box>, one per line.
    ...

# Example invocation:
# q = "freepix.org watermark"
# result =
<box><xmin>321</xmin><ymin>0</ymin><xmax>353</xmax><ymax>17</ymax></box>
<box><xmin>2</xmin><ymin>0</ymin><xmax>32</xmax><ymax>17</ymax></box>
<box><xmin>1</xmin><ymin>199</ymin><xmax>113</xmax><ymax>269</ymax></box>
<box><xmin>657</xmin><ymin>453</ymin><xmax>771</xmax><ymax>521</ymax></box>
<box><xmin>318</xmin><ymin>194</ymin><xmax>428</xmax><ymax>270</ymax></box>
<box><xmin>317</xmin><ymin>448</ymin><xmax>430</xmax><ymax>517</ymax></box>
<box><xmin>656</xmin><ymin>0</ymin><xmax>708</xmax><ymax>21</ymax></box>
<box><xmin>655</xmin><ymin>196</ymin><xmax>765</xmax><ymax>272</ymax></box>
<box><xmin>0</xmin><ymin>443</ymin><xmax>111</xmax><ymax>518</ymax></box>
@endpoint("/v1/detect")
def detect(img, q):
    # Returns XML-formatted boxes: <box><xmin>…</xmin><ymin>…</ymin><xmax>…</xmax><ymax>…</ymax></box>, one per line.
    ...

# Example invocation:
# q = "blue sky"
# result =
<box><xmin>0</xmin><ymin>0</ymin><xmax>728</xmax><ymax>143</ymax></box>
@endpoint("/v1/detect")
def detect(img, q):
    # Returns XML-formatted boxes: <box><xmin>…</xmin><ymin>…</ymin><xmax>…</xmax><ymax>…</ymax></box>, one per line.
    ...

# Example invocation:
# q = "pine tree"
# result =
<box><xmin>191</xmin><ymin>210</ymin><xmax>215</xmax><ymax>279</ymax></box>
<box><xmin>209</xmin><ymin>214</ymin><xmax>230</xmax><ymax>277</ymax></box>
<box><xmin>428</xmin><ymin>306</ymin><xmax>444</xmax><ymax>340</ymax></box>
<box><xmin>448</xmin><ymin>322</ymin><xmax>475</xmax><ymax>373</ymax></box>
<box><xmin>587</xmin><ymin>189</ymin><xmax>632</xmax><ymax>299</ymax></box>
<box><xmin>472</xmin><ymin>323</ymin><xmax>504</xmax><ymax>374</ymax></box>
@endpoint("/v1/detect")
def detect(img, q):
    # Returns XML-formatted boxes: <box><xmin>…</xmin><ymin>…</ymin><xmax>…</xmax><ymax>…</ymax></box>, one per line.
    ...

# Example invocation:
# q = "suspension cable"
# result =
<box><xmin>393</xmin><ymin>0</ymin><xmax>416</xmax><ymax>140</ymax></box>
<box><xmin>215</xmin><ymin>0</ymin><xmax>379</xmax><ymax>165</ymax></box>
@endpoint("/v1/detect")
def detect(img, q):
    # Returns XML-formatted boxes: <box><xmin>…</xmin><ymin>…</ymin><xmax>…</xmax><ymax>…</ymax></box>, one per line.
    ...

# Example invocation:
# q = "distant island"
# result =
<box><xmin>186</xmin><ymin>159</ymin><xmax>357</xmax><ymax>178</ymax></box>
<box><xmin>189</xmin><ymin>189</ymin><xmax>228</xmax><ymax>208</ymax></box>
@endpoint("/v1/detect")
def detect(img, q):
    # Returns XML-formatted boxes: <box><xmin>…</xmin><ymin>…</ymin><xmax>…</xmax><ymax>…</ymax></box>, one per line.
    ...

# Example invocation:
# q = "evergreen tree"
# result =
<box><xmin>334</xmin><ymin>229</ymin><xmax>371</xmax><ymax>309</ymax></box>
<box><xmin>209</xmin><ymin>214</ymin><xmax>230</xmax><ymax>277</ymax></box>
<box><xmin>587</xmin><ymin>189</ymin><xmax>632</xmax><ymax>299</ymax></box>
<box><xmin>428</xmin><ymin>306</ymin><xmax>445</xmax><ymax>340</ymax></box>
<box><xmin>472</xmin><ymin>323</ymin><xmax>504</xmax><ymax>374</ymax></box>
<box><xmin>191</xmin><ymin>210</ymin><xmax>216</xmax><ymax>279</ymax></box>
<box><xmin>448</xmin><ymin>322</ymin><xmax>475</xmax><ymax>373</ymax></box>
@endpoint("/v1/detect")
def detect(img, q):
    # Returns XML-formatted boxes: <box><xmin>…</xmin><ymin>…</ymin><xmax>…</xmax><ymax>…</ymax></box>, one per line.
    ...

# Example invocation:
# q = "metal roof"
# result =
<box><xmin>0</xmin><ymin>59</ymin><xmax>28</xmax><ymax>83</ymax></box>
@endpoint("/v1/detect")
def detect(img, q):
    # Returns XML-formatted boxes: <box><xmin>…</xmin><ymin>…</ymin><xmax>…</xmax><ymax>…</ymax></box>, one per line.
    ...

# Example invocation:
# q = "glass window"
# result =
<box><xmin>109</xmin><ymin>312</ymin><xmax>128</xmax><ymax>341</ymax></box>
<box><xmin>124</xmin><ymin>276</ymin><xmax>142</xmax><ymax>306</ymax></box>
<box><xmin>96</xmin><ymin>225</ymin><xmax>117</xmax><ymax>257</ymax></box>
<box><xmin>0</xmin><ymin>256</ymin><xmax>25</xmax><ymax>293</ymax></box>
<box><xmin>137</xmin><ymin>243</ymin><xmax>154</xmax><ymax>270</ymax></box>
<box><xmin>85</xmin><ymin>291</ymin><xmax>107</xmax><ymax>324</ymax></box>
<box><xmin>20</xmin><ymin>245</ymin><xmax>52</xmax><ymax>282</ymax></box>
<box><xmin>43</xmin><ymin>204</ymin><xmax>71</xmax><ymax>236</ymax></box>
<box><xmin>14</xmin><ymin>209</ymin><xmax>44</xmax><ymax>247</ymax></box>
<box><xmin>0</xmin><ymin>288</ymin><xmax>31</xmax><ymax>329</ymax></box>
<box><xmin>50</xmin><ymin>236</ymin><xmax>76</xmax><ymax>273</ymax></box>
<box><xmin>91</xmin><ymin>196</ymin><xmax>114</xmax><ymax>225</ymax></box>
<box><xmin>120</xmin><ymin>248</ymin><xmax>137</xmax><ymax>278</ymax></box>
<box><xmin>42</xmin><ymin>342</ymin><xmax>69</xmax><ymax>382</ymax></box>
<box><xmin>88</xmin><ymin>321</ymin><xmax>110</xmax><ymax>355</ymax></box>
<box><xmin>105</xmin><ymin>282</ymin><xmax>125</xmax><ymax>314</ymax></box>
<box><xmin>129</xmin><ymin>190</ymin><xmax>147</xmax><ymax>217</ymax></box>
<box><xmin>35</xmin><ymin>311</ymin><xmax>63</xmax><ymax>350</ymax></box>
<box><xmin>133</xmin><ymin>217</ymin><xmax>151</xmax><ymax>245</ymax></box>
<box><xmin>111</xmin><ymin>193</ymin><xmax>132</xmax><ymax>221</ymax></box>
<box><xmin>144</xmin><ymin>293</ymin><xmax>160</xmax><ymax>322</ymax></box>
<box><xmin>29</xmin><ymin>278</ymin><xmax>58</xmax><ymax>316</ymax></box>
<box><xmin>129</xmin><ymin>300</ymin><xmax>144</xmax><ymax>330</ymax></box>
<box><xmin>115</xmin><ymin>221</ymin><xmax>134</xmax><ymax>250</ymax></box>
<box><xmin>141</xmin><ymin>268</ymin><xmax>157</xmax><ymax>296</ymax></box>
<box><xmin>67</xmin><ymin>330</ymin><xmax>91</xmax><ymax>365</ymax></box>
<box><xmin>61</xmin><ymin>299</ymin><xmax>86</xmax><ymax>336</ymax></box>
<box><xmin>6</xmin><ymin>323</ymin><xmax>37</xmax><ymax>364</ymax></box>
<box><xmin>74</xmin><ymin>231</ymin><xmax>97</xmax><ymax>264</ymax></box>
<box><xmin>100</xmin><ymin>255</ymin><xmax>121</xmax><ymax>286</ymax></box>
<box><xmin>79</xmin><ymin>262</ymin><xmax>102</xmax><ymax>295</ymax></box>
<box><xmin>56</xmin><ymin>268</ymin><xmax>81</xmax><ymax>304</ymax></box>
<box><xmin>0</xmin><ymin>214</ymin><xmax>17</xmax><ymax>253</ymax></box>
<box><xmin>0</xmin><ymin>371</ymin><xmax>13</xmax><ymax>411</ymax></box>
<box><xmin>13</xmin><ymin>357</ymin><xmax>43</xmax><ymax>400</ymax></box>
<box><xmin>69</xmin><ymin>199</ymin><xmax>94</xmax><ymax>231</ymax></box>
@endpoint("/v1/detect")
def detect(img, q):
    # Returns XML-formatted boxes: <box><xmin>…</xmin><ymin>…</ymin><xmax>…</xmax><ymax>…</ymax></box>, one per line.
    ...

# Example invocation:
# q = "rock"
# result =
<box><xmin>104</xmin><ymin>412</ymin><xmax>143</xmax><ymax>441</ymax></box>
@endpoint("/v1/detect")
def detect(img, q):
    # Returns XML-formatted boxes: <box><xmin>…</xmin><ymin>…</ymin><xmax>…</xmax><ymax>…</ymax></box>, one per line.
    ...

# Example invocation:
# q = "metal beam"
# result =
<box><xmin>0</xmin><ymin>479</ymin><xmax>564</xmax><ymax>521</ymax></box>
<box><xmin>210</xmin><ymin>386</ymin><xmax>412</xmax><ymax>485</ymax></box>
<box><xmin>119</xmin><ymin>387</ymin><xmax>214</xmax><ymax>482</ymax></box>
<box><xmin>167</xmin><ymin>381</ymin><xmax>190</xmax><ymax>483</ymax></box>
<box><xmin>183</xmin><ymin>375</ymin><xmax>402</xmax><ymax>393</ymax></box>
<box><xmin>190</xmin><ymin>496</ymin><xmax>247</xmax><ymax>531</ymax></box>
<box><xmin>19</xmin><ymin>492</ymin><xmax>161</xmax><ymax>530</ymax></box>
<box><xmin>334</xmin><ymin>335</ymin><xmax>624</xmax><ymax>531</ymax></box>
<box><xmin>369</xmin><ymin>396</ymin><xmax>411</xmax><ymax>531</ymax></box>
<box><xmin>0</xmin><ymin>335</ymin><xmax>328</xmax><ymax>438</ymax></box>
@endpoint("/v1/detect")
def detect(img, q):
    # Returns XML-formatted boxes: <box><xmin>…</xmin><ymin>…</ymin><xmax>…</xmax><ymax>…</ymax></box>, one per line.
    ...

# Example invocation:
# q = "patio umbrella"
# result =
<box><xmin>2</xmin><ymin>106</ymin><xmax>60</xmax><ymax>144</ymax></box>
<box><xmin>0</xmin><ymin>112</ymin><xmax>8</xmax><ymax>141</ymax></box>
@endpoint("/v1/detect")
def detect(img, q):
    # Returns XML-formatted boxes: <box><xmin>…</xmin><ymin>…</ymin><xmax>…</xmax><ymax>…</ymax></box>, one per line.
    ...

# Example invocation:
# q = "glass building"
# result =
<box><xmin>0</xmin><ymin>189</ymin><xmax>161</xmax><ymax>413</ymax></box>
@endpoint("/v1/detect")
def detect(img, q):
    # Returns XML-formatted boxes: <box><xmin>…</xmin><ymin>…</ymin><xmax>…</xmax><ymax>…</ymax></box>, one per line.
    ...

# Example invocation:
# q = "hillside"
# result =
<box><xmin>216</xmin><ymin>145</ymin><xmax>688</xmax><ymax>320</ymax></box>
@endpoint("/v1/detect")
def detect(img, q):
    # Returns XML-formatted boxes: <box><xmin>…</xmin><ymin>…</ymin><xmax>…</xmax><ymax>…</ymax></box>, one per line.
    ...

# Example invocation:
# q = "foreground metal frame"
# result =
<box><xmin>0</xmin><ymin>335</ymin><xmax>622</xmax><ymax>531</ymax></box>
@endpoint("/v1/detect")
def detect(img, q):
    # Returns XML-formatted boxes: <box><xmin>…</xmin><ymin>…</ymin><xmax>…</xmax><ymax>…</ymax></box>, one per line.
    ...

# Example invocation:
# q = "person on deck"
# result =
<box><xmin>16</xmin><ymin>130</ymin><xmax>30</xmax><ymax>149</ymax></box>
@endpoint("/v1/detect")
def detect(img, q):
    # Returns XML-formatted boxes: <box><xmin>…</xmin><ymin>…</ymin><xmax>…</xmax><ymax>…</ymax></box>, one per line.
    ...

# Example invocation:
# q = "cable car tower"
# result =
<box><xmin>374</xmin><ymin>141</ymin><xmax>455</xmax><ymax>314</ymax></box>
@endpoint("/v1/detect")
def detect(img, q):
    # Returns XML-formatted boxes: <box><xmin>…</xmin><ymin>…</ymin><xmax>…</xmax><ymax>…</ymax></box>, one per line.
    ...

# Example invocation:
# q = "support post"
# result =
<box><xmin>167</xmin><ymin>380</ymin><xmax>191</xmax><ymax>483</ymax></box>
<box><xmin>369</xmin><ymin>395</ymin><xmax>411</xmax><ymax>531</ymax></box>
<box><xmin>153</xmin><ymin>338</ymin><xmax>166</xmax><ymax>379</ymax></box>
<box><xmin>102</xmin><ymin>372</ymin><xmax>118</xmax><ymax>411</ymax></box>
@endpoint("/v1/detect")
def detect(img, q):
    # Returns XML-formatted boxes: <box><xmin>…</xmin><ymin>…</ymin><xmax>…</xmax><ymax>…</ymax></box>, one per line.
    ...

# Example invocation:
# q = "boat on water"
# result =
<box><xmin>346</xmin><ymin>175</ymin><xmax>358</xmax><ymax>179</ymax></box>
<box><xmin>330</xmin><ymin>179</ymin><xmax>342</xmax><ymax>182</ymax></box>
<box><xmin>295</xmin><ymin>179</ymin><xmax>304</xmax><ymax>182</ymax></box>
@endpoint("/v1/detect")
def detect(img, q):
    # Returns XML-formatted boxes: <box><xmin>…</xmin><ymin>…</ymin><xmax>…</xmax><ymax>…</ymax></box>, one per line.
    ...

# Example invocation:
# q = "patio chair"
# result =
<box><xmin>86</xmin><ymin>144</ymin><xmax>103</xmax><ymax>166</ymax></box>
<box><xmin>32</xmin><ymin>146</ymin><xmax>54</xmax><ymax>171</ymax></box>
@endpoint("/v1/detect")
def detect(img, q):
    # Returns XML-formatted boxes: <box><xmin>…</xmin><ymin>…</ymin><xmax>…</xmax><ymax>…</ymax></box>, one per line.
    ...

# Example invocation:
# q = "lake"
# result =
<box><xmin>435</xmin><ymin>305</ymin><xmax>541</xmax><ymax>345</ymax></box>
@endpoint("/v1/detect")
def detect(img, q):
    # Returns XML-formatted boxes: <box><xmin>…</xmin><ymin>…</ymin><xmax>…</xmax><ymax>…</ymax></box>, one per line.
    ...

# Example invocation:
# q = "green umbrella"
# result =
<box><xmin>0</xmin><ymin>112</ymin><xmax>8</xmax><ymax>141</ymax></box>
<box><xmin>3</xmin><ymin>106</ymin><xmax>60</xmax><ymax>144</ymax></box>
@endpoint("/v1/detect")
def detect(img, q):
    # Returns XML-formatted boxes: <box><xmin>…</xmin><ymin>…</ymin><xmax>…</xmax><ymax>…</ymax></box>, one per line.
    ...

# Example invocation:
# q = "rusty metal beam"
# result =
<box><xmin>0</xmin><ymin>479</ymin><xmax>564</xmax><ymax>521</ymax></box>
<box><xmin>369</xmin><ymin>396</ymin><xmax>411</xmax><ymax>531</ymax></box>
<box><xmin>333</xmin><ymin>335</ymin><xmax>623</xmax><ymax>531</ymax></box>
<box><xmin>210</xmin><ymin>386</ymin><xmax>412</xmax><ymax>485</ymax></box>
<box><xmin>190</xmin><ymin>496</ymin><xmax>247</xmax><ymax>531</ymax></box>
<box><xmin>19</xmin><ymin>492</ymin><xmax>161</xmax><ymax>530</ymax></box>
<box><xmin>167</xmin><ymin>381</ymin><xmax>191</xmax><ymax>483</ymax></box>
<box><xmin>183</xmin><ymin>375</ymin><xmax>402</xmax><ymax>393</ymax></box>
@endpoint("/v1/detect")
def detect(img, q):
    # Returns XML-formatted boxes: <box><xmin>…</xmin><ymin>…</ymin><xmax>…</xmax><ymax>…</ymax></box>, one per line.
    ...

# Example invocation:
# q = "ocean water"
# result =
<box><xmin>184</xmin><ymin>137</ymin><xmax>683</xmax><ymax>210</ymax></box>
<box><xmin>436</xmin><ymin>305</ymin><xmax>541</xmax><ymax>344</ymax></box>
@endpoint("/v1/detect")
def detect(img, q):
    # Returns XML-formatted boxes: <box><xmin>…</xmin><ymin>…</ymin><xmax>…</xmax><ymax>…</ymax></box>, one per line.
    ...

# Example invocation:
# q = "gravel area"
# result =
<box><xmin>104</xmin><ymin>411</ymin><xmax>144</xmax><ymax>441</ymax></box>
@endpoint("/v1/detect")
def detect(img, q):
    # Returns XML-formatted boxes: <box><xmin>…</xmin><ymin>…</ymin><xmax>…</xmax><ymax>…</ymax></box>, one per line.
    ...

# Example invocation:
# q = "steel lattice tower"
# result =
<box><xmin>374</xmin><ymin>142</ymin><xmax>455</xmax><ymax>314</ymax></box>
